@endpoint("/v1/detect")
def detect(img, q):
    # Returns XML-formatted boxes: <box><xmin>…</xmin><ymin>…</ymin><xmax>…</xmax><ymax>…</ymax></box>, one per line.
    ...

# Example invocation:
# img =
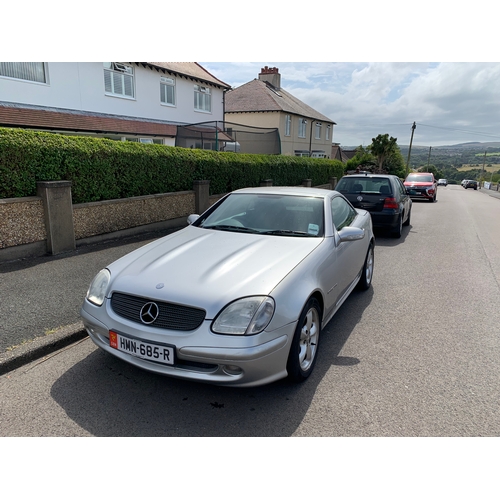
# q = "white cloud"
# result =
<box><xmin>203</xmin><ymin>62</ymin><xmax>500</xmax><ymax>147</ymax></box>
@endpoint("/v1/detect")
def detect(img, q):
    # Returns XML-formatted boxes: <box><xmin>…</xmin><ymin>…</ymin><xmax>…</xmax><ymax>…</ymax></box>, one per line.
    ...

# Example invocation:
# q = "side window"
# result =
<box><xmin>331</xmin><ymin>196</ymin><xmax>357</xmax><ymax>231</ymax></box>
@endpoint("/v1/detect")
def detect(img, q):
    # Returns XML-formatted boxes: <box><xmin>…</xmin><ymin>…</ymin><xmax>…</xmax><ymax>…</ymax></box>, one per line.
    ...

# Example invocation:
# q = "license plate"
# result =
<box><xmin>109</xmin><ymin>331</ymin><xmax>174</xmax><ymax>365</ymax></box>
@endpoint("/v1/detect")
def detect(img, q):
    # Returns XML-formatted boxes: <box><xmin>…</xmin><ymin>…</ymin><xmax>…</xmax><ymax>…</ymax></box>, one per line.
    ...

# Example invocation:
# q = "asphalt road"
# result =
<box><xmin>1</xmin><ymin>185</ymin><xmax>500</xmax><ymax>438</ymax></box>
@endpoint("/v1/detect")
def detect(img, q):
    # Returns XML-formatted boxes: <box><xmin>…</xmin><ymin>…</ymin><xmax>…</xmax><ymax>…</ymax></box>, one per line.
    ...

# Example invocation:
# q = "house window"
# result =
<box><xmin>0</xmin><ymin>62</ymin><xmax>47</xmax><ymax>83</ymax></box>
<box><xmin>315</xmin><ymin>123</ymin><xmax>322</xmax><ymax>139</ymax></box>
<box><xmin>125</xmin><ymin>137</ymin><xmax>164</xmax><ymax>144</ymax></box>
<box><xmin>294</xmin><ymin>150</ymin><xmax>310</xmax><ymax>157</ymax></box>
<box><xmin>285</xmin><ymin>115</ymin><xmax>291</xmax><ymax>136</ymax></box>
<box><xmin>104</xmin><ymin>63</ymin><xmax>134</xmax><ymax>98</ymax></box>
<box><xmin>160</xmin><ymin>76</ymin><xmax>176</xmax><ymax>106</ymax></box>
<box><xmin>311</xmin><ymin>151</ymin><xmax>326</xmax><ymax>158</ymax></box>
<box><xmin>326</xmin><ymin>125</ymin><xmax>331</xmax><ymax>141</ymax></box>
<box><xmin>194</xmin><ymin>85</ymin><xmax>212</xmax><ymax>112</ymax></box>
<box><xmin>298</xmin><ymin>118</ymin><xmax>307</xmax><ymax>138</ymax></box>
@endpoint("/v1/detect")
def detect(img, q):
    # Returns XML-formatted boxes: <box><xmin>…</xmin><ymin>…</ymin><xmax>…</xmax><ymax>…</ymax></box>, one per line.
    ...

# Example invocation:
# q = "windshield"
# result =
<box><xmin>195</xmin><ymin>193</ymin><xmax>325</xmax><ymax>237</ymax></box>
<box><xmin>406</xmin><ymin>174</ymin><xmax>433</xmax><ymax>183</ymax></box>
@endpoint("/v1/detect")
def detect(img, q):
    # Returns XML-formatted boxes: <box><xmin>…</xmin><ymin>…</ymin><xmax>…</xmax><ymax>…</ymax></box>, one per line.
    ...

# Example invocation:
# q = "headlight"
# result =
<box><xmin>86</xmin><ymin>269</ymin><xmax>111</xmax><ymax>306</ymax></box>
<box><xmin>212</xmin><ymin>296</ymin><xmax>275</xmax><ymax>335</ymax></box>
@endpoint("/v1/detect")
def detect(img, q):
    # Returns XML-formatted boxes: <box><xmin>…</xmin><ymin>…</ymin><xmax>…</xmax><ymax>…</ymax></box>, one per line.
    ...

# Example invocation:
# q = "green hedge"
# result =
<box><xmin>0</xmin><ymin>127</ymin><xmax>345</xmax><ymax>204</ymax></box>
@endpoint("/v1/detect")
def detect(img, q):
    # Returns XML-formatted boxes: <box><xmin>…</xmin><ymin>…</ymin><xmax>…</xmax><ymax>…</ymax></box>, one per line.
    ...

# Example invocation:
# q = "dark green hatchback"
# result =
<box><xmin>335</xmin><ymin>173</ymin><xmax>412</xmax><ymax>238</ymax></box>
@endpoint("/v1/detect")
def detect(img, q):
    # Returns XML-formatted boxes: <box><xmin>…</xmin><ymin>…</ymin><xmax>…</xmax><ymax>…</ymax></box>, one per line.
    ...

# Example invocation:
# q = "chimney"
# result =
<box><xmin>258</xmin><ymin>66</ymin><xmax>281</xmax><ymax>89</ymax></box>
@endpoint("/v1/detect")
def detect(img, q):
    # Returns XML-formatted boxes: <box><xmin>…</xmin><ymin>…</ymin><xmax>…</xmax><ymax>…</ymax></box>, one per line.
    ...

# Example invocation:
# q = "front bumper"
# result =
<box><xmin>406</xmin><ymin>187</ymin><xmax>434</xmax><ymax>200</ymax></box>
<box><xmin>80</xmin><ymin>302</ymin><xmax>295</xmax><ymax>387</ymax></box>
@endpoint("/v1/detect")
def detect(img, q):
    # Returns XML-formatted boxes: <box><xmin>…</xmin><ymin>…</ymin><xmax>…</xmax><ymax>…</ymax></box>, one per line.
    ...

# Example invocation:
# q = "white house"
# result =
<box><xmin>0</xmin><ymin>62</ymin><xmax>230</xmax><ymax>145</ymax></box>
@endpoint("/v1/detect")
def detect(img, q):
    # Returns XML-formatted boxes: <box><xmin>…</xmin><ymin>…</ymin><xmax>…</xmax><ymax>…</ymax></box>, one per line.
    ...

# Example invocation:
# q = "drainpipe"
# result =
<box><xmin>309</xmin><ymin>119</ymin><xmax>314</xmax><ymax>157</ymax></box>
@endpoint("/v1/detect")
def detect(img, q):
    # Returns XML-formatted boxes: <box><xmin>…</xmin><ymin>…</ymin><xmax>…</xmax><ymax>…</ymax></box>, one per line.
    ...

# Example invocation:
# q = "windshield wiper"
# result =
<box><xmin>261</xmin><ymin>229</ymin><xmax>316</xmax><ymax>237</ymax></box>
<box><xmin>203</xmin><ymin>224</ymin><xmax>258</xmax><ymax>233</ymax></box>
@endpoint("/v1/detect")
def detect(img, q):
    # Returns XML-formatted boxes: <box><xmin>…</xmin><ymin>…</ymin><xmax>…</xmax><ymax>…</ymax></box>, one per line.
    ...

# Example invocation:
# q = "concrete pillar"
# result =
<box><xmin>260</xmin><ymin>179</ymin><xmax>273</xmax><ymax>187</ymax></box>
<box><xmin>193</xmin><ymin>180</ymin><xmax>210</xmax><ymax>214</ymax></box>
<box><xmin>330</xmin><ymin>176</ymin><xmax>338</xmax><ymax>189</ymax></box>
<box><xmin>302</xmin><ymin>179</ymin><xmax>312</xmax><ymax>187</ymax></box>
<box><xmin>36</xmin><ymin>181</ymin><xmax>75</xmax><ymax>255</ymax></box>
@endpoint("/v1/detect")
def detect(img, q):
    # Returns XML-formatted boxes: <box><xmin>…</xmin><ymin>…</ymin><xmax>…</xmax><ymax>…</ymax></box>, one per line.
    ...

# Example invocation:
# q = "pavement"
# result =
<box><xmin>1</xmin><ymin>184</ymin><xmax>499</xmax><ymax>376</ymax></box>
<box><xmin>0</xmin><ymin>226</ymin><xmax>180</xmax><ymax>376</ymax></box>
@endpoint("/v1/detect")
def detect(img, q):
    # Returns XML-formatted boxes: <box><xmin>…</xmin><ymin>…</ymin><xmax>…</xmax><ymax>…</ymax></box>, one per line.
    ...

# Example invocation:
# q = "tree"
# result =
<box><xmin>385</xmin><ymin>147</ymin><xmax>406</xmax><ymax>178</ymax></box>
<box><xmin>418</xmin><ymin>164</ymin><xmax>441</xmax><ymax>179</ymax></box>
<box><xmin>345</xmin><ymin>145</ymin><xmax>376</xmax><ymax>172</ymax></box>
<box><xmin>369</xmin><ymin>134</ymin><xmax>398</xmax><ymax>171</ymax></box>
<box><xmin>369</xmin><ymin>134</ymin><xmax>405</xmax><ymax>177</ymax></box>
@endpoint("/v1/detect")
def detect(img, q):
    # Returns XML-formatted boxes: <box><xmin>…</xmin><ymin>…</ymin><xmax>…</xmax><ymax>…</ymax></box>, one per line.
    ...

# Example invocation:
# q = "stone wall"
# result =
<box><xmin>73</xmin><ymin>191</ymin><xmax>195</xmax><ymax>240</ymax></box>
<box><xmin>0</xmin><ymin>197</ymin><xmax>46</xmax><ymax>248</ymax></box>
<box><xmin>0</xmin><ymin>177</ymin><xmax>336</xmax><ymax>262</ymax></box>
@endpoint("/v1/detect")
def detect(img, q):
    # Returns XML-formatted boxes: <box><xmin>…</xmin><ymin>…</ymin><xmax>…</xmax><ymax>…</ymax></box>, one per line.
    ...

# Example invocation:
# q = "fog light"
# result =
<box><xmin>223</xmin><ymin>365</ymin><xmax>243</xmax><ymax>376</ymax></box>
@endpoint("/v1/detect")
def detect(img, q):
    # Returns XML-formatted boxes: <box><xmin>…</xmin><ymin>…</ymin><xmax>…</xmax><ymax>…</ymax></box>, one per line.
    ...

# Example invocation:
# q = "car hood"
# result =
<box><xmin>106</xmin><ymin>226</ymin><xmax>322</xmax><ymax>318</ymax></box>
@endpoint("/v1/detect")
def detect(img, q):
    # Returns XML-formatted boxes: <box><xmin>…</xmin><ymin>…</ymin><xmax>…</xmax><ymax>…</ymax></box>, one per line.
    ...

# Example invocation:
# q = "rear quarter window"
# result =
<box><xmin>331</xmin><ymin>196</ymin><xmax>357</xmax><ymax>230</ymax></box>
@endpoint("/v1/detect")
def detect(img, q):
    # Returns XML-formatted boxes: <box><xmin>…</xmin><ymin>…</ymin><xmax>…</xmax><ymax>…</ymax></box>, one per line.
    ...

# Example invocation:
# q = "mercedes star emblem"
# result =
<box><xmin>140</xmin><ymin>302</ymin><xmax>160</xmax><ymax>324</ymax></box>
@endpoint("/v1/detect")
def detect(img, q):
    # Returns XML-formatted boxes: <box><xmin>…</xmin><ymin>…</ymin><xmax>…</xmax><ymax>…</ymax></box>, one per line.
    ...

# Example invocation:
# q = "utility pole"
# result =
<box><xmin>480</xmin><ymin>150</ymin><xmax>486</xmax><ymax>189</ymax></box>
<box><xmin>427</xmin><ymin>146</ymin><xmax>432</xmax><ymax>167</ymax></box>
<box><xmin>406</xmin><ymin>122</ymin><xmax>416</xmax><ymax>176</ymax></box>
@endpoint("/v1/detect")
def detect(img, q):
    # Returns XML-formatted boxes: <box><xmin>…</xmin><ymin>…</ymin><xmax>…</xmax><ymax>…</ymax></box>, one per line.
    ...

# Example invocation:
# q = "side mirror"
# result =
<box><xmin>338</xmin><ymin>227</ymin><xmax>365</xmax><ymax>242</ymax></box>
<box><xmin>187</xmin><ymin>214</ymin><xmax>200</xmax><ymax>225</ymax></box>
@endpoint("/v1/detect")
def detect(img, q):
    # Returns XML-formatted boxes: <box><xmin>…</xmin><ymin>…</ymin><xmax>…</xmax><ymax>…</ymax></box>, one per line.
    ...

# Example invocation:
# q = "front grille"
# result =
<box><xmin>110</xmin><ymin>292</ymin><xmax>206</xmax><ymax>331</ymax></box>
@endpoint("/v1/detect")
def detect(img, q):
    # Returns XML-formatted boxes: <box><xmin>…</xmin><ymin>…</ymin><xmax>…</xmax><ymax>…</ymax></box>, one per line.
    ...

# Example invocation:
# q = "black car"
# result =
<box><xmin>464</xmin><ymin>180</ymin><xmax>478</xmax><ymax>190</ymax></box>
<box><xmin>335</xmin><ymin>173</ymin><xmax>412</xmax><ymax>238</ymax></box>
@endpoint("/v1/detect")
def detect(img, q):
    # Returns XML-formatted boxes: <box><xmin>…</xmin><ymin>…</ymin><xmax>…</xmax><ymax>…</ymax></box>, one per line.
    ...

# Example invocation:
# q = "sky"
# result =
<box><xmin>6</xmin><ymin>2</ymin><xmax>499</xmax><ymax>151</ymax></box>
<box><xmin>200</xmin><ymin>62</ymin><xmax>500</xmax><ymax>148</ymax></box>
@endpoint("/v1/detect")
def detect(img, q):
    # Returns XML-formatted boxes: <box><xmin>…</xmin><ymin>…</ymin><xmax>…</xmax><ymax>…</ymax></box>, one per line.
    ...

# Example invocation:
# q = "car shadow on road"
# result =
<box><xmin>50</xmin><ymin>288</ymin><xmax>374</xmax><ymax>437</ymax></box>
<box><xmin>373</xmin><ymin>224</ymin><xmax>412</xmax><ymax>246</ymax></box>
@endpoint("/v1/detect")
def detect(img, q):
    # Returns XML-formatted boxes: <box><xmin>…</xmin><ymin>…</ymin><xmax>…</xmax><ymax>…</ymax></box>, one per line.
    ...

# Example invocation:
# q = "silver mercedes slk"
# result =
<box><xmin>80</xmin><ymin>187</ymin><xmax>375</xmax><ymax>387</ymax></box>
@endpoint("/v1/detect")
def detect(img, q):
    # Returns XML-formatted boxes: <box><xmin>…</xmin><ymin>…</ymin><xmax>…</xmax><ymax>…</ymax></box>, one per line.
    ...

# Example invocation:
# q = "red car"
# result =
<box><xmin>404</xmin><ymin>172</ymin><xmax>437</xmax><ymax>202</ymax></box>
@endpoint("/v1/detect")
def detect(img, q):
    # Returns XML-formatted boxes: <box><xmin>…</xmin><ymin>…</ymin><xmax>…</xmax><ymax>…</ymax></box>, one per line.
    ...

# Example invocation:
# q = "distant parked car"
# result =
<box><xmin>335</xmin><ymin>173</ymin><xmax>412</xmax><ymax>238</ymax></box>
<box><xmin>464</xmin><ymin>180</ymin><xmax>478</xmax><ymax>190</ymax></box>
<box><xmin>437</xmin><ymin>179</ymin><xmax>448</xmax><ymax>186</ymax></box>
<box><xmin>404</xmin><ymin>172</ymin><xmax>438</xmax><ymax>202</ymax></box>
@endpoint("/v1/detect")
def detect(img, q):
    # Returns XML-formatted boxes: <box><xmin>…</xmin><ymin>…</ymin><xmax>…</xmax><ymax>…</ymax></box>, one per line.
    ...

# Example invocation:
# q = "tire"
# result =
<box><xmin>287</xmin><ymin>298</ymin><xmax>321</xmax><ymax>383</ymax></box>
<box><xmin>357</xmin><ymin>243</ymin><xmax>374</xmax><ymax>291</ymax></box>
<box><xmin>392</xmin><ymin>214</ymin><xmax>403</xmax><ymax>238</ymax></box>
<box><xmin>403</xmin><ymin>206</ymin><xmax>411</xmax><ymax>226</ymax></box>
